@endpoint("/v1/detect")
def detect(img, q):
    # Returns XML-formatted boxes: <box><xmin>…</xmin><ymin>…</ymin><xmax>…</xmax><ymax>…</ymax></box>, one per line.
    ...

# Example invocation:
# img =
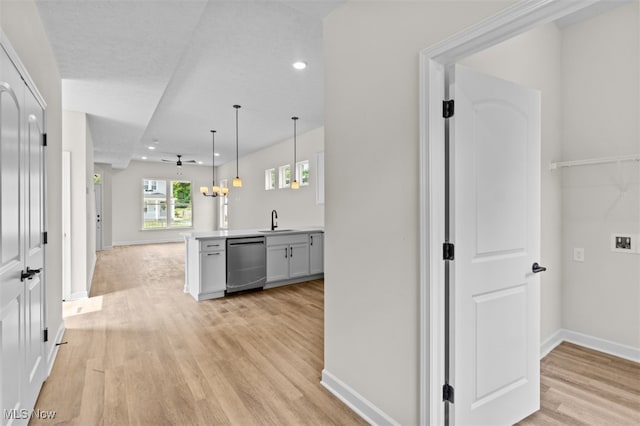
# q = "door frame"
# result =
<box><xmin>418</xmin><ymin>1</ymin><xmax>603</xmax><ymax>424</ymax></box>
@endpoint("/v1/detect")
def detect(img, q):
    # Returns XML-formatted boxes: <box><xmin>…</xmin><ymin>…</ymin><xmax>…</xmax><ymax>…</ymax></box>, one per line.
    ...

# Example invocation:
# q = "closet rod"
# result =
<box><xmin>550</xmin><ymin>154</ymin><xmax>640</xmax><ymax>170</ymax></box>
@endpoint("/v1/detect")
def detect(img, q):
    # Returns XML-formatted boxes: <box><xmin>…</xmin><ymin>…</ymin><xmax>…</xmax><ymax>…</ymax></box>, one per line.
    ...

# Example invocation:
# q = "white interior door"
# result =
<box><xmin>95</xmin><ymin>183</ymin><xmax>103</xmax><ymax>251</ymax></box>
<box><xmin>1</xmin><ymin>45</ymin><xmax>47</xmax><ymax>423</ymax></box>
<box><xmin>449</xmin><ymin>64</ymin><xmax>541</xmax><ymax>425</ymax></box>
<box><xmin>0</xmin><ymin>45</ymin><xmax>27</xmax><ymax>420</ymax></box>
<box><xmin>62</xmin><ymin>152</ymin><xmax>71</xmax><ymax>301</ymax></box>
<box><xmin>23</xmin><ymin>84</ymin><xmax>46</xmax><ymax>412</ymax></box>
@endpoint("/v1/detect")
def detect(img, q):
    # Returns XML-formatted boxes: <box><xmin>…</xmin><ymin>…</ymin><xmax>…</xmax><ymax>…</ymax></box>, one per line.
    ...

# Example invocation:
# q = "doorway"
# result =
<box><xmin>418</xmin><ymin>1</ymin><xmax>620</xmax><ymax>425</ymax></box>
<box><xmin>94</xmin><ymin>173</ymin><xmax>103</xmax><ymax>251</ymax></box>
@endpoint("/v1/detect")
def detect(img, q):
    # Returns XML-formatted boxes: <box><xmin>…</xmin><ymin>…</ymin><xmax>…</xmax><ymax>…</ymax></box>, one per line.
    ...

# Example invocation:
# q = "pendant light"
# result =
<box><xmin>200</xmin><ymin>130</ymin><xmax>222</xmax><ymax>197</ymax></box>
<box><xmin>291</xmin><ymin>116</ymin><xmax>300</xmax><ymax>189</ymax></box>
<box><xmin>232</xmin><ymin>104</ymin><xmax>243</xmax><ymax>187</ymax></box>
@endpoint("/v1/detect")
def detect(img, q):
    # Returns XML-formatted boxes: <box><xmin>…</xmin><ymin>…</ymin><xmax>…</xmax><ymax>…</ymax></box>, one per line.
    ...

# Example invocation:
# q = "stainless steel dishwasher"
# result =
<box><xmin>226</xmin><ymin>236</ymin><xmax>266</xmax><ymax>293</ymax></box>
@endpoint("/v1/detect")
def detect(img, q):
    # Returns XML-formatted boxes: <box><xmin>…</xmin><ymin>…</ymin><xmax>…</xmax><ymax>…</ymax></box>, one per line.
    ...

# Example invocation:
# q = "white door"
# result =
<box><xmin>95</xmin><ymin>183</ymin><xmax>103</xmax><ymax>251</ymax></box>
<box><xmin>449</xmin><ymin>64</ymin><xmax>541</xmax><ymax>425</ymax></box>
<box><xmin>0</xmin><ymin>46</ymin><xmax>27</xmax><ymax>420</ymax></box>
<box><xmin>1</xmin><ymin>46</ymin><xmax>46</xmax><ymax>422</ymax></box>
<box><xmin>23</xmin><ymin>84</ymin><xmax>46</xmax><ymax>412</ymax></box>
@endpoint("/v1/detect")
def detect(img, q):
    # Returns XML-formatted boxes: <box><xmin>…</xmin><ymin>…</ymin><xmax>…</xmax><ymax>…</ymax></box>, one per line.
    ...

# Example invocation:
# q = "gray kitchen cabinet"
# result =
<box><xmin>200</xmin><ymin>249</ymin><xmax>226</xmax><ymax>294</ymax></box>
<box><xmin>309</xmin><ymin>232</ymin><xmax>324</xmax><ymax>275</ymax></box>
<box><xmin>186</xmin><ymin>230</ymin><xmax>324</xmax><ymax>300</ymax></box>
<box><xmin>187</xmin><ymin>237</ymin><xmax>226</xmax><ymax>301</ymax></box>
<box><xmin>266</xmin><ymin>234</ymin><xmax>309</xmax><ymax>283</ymax></box>
<box><xmin>289</xmin><ymin>242</ymin><xmax>310</xmax><ymax>278</ymax></box>
<box><xmin>266</xmin><ymin>245</ymin><xmax>289</xmax><ymax>282</ymax></box>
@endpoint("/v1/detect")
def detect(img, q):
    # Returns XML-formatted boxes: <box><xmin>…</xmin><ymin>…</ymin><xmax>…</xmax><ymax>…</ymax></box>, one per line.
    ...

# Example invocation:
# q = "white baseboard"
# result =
<box><xmin>68</xmin><ymin>291</ymin><xmax>88</xmax><ymax>300</ymax></box>
<box><xmin>46</xmin><ymin>321</ymin><xmax>65</xmax><ymax>376</ymax></box>
<box><xmin>321</xmin><ymin>369</ymin><xmax>399</xmax><ymax>426</ymax></box>
<box><xmin>540</xmin><ymin>329</ymin><xmax>565</xmax><ymax>359</ymax></box>
<box><xmin>541</xmin><ymin>328</ymin><xmax>640</xmax><ymax>363</ymax></box>
<box><xmin>113</xmin><ymin>237</ymin><xmax>184</xmax><ymax>247</ymax></box>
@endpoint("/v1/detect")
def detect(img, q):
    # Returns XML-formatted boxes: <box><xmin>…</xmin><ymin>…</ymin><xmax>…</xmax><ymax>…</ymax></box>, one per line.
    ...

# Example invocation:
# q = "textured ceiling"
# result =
<box><xmin>36</xmin><ymin>0</ymin><xmax>342</xmax><ymax>169</ymax></box>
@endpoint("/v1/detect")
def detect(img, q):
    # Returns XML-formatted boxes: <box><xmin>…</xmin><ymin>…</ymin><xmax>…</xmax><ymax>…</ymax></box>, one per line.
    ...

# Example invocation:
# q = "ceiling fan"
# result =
<box><xmin>162</xmin><ymin>154</ymin><xmax>197</xmax><ymax>168</ymax></box>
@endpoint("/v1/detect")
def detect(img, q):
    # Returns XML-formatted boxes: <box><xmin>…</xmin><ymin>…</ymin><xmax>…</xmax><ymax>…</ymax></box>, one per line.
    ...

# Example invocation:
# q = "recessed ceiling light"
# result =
<box><xmin>141</xmin><ymin>156</ymin><xmax>147</xmax><ymax>160</ymax></box>
<box><xmin>197</xmin><ymin>161</ymin><xmax>203</xmax><ymax>165</ymax></box>
<box><xmin>214</xmin><ymin>152</ymin><xmax>220</xmax><ymax>157</ymax></box>
<box><xmin>148</xmin><ymin>146</ymin><xmax>156</xmax><ymax>150</ymax></box>
<box><xmin>293</xmin><ymin>61</ymin><xmax>307</xmax><ymax>70</ymax></box>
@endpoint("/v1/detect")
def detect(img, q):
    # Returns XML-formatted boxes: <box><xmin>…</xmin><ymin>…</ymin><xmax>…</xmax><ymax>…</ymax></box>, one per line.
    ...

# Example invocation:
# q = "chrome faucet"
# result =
<box><xmin>271</xmin><ymin>209</ymin><xmax>278</xmax><ymax>231</ymax></box>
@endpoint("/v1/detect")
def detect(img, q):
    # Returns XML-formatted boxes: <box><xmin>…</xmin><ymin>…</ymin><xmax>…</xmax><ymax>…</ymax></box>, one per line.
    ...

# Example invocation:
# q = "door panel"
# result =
<box><xmin>27</xmin><ymin>109</ymin><xmax>43</xmax><ymax>252</ymax></box>
<box><xmin>0</xmin><ymin>51</ymin><xmax>27</xmax><ymax>421</ymax></box>
<box><xmin>0</xmin><ymin>80</ymin><xmax>22</xmax><ymax>267</ymax></box>
<box><xmin>23</xmin><ymin>83</ymin><xmax>45</xmax><ymax>411</ymax></box>
<box><xmin>1</xmin><ymin>299</ymin><xmax>22</xmax><ymax>414</ymax></box>
<box><xmin>0</xmin><ymin>46</ymin><xmax>46</xmax><ymax>422</ymax></box>
<box><xmin>95</xmin><ymin>184</ymin><xmax>102</xmax><ymax>251</ymax></box>
<box><xmin>450</xmin><ymin>64</ymin><xmax>540</xmax><ymax>425</ymax></box>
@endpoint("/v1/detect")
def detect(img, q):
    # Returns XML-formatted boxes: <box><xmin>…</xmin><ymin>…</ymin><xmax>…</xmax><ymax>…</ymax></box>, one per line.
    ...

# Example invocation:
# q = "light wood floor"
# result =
<box><xmin>32</xmin><ymin>243</ymin><xmax>366</xmax><ymax>425</ymax></box>
<box><xmin>519</xmin><ymin>342</ymin><xmax>640</xmax><ymax>425</ymax></box>
<box><xmin>33</xmin><ymin>243</ymin><xmax>639</xmax><ymax>425</ymax></box>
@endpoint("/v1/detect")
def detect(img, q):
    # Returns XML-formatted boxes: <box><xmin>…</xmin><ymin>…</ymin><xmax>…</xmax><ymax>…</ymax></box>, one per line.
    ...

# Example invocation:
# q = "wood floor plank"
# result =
<box><xmin>519</xmin><ymin>342</ymin><xmax>640</xmax><ymax>426</ymax></box>
<box><xmin>31</xmin><ymin>243</ymin><xmax>639</xmax><ymax>425</ymax></box>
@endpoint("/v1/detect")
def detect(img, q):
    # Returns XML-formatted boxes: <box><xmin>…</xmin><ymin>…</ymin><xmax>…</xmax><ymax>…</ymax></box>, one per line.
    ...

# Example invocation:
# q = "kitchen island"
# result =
<box><xmin>183</xmin><ymin>228</ymin><xmax>324</xmax><ymax>301</ymax></box>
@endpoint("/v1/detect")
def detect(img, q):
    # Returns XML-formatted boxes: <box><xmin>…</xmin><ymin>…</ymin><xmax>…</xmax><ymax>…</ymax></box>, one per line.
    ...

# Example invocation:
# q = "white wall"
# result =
<box><xmin>111</xmin><ymin>160</ymin><xmax>216</xmax><ymax>245</ymax></box>
<box><xmin>460</xmin><ymin>23</ymin><xmax>564</xmax><ymax>345</ymax></box>
<box><xmin>325</xmin><ymin>2</ymin><xmax>640</xmax><ymax>422</ymax></box>
<box><xmin>62</xmin><ymin>110</ymin><xmax>90</xmax><ymax>298</ymax></box>
<box><xmin>0</xmin><ymin>0</ymin><xmax>65</xmax><ymax>368</ymax></box>
<box><xmin>561</xmin><ymin>3</ymin><xmax>640</xmax><ymax>348</ymax></box>
<box><xmin>323</xmin><ymin>2</ymin><xmax>511</xmax><ymax>424</ymax></box>
<box><xmin>217</xmin><ymin>126</ymin><xmax>324</xmax><ymax>230</ymax></box>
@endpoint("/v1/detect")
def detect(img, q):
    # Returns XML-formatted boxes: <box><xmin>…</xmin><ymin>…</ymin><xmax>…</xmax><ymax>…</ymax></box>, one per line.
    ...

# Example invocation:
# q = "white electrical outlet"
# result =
<box><xmin>611</xmin><ymin>233</ymin><xmax>638</xmax><ymax>254</ymax></box>
<box><xmin>573</xmin><ymin>248</ymin><xmax>584</xmax><ymax>262</ymax></box>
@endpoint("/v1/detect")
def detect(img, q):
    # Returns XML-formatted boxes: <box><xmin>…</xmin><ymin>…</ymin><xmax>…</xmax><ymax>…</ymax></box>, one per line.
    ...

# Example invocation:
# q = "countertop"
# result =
<box><xmin>182</xmin><ymin>227</ymin><xmax>324</xmax><ymax>240</ymax></box>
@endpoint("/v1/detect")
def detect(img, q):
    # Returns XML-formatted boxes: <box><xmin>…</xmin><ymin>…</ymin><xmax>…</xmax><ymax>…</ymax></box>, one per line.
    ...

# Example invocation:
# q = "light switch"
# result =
<box><xmin>573</xmin><ymin>248</ymin><xmax>584</xmax><ymax>262</ymax></box>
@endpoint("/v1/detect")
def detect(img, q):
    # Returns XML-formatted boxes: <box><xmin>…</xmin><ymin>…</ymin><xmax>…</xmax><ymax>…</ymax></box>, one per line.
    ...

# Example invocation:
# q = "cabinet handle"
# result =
<box><xmin>310</xmin><ymin>236</ymin><xmax>313</xmax><ymax>246</ymax></box>
<box><xmin>207</xmin><ymin>253</ymin><xmax>221</xmax><ymax>256</ymax></box>
<box><xmin>285</xmin><ymin>248</ymin><xmax>288</xmax><ymax>259</ymax></box>
<box><xmin>206</xmin><ymin>244</ymin><xmax>220</xmax><ymax>248</ymax></box>
<box><xmin>290</xmin><ymin>247</ymin><xmax>293</xmax><ymax>258</ymax></box>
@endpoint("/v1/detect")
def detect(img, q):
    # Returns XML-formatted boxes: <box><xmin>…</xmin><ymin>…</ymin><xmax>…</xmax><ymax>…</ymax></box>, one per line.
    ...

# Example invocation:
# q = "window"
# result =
<box><xmin>142</xmin><ymin>179</ymin><xmax>192</xmax><ymax>229</ymax></box>
<box><xmin>295</xmin><ymin>160</ymin><xmax>309</xmax><ymax>186</ymax></box>
<box><xmin>278</xmin><ymin>165</ymin><xmax>290</xmax><ymax>189</ymax></box>
<box><xmin>265</xmin><ymin>168</ymin><xmax>276</xmax><ymax>190</ymax></box>
<box><xmin>219</xmin><ymin>179</ymin><xmax>229</xmax><ymax>229</ymax></box>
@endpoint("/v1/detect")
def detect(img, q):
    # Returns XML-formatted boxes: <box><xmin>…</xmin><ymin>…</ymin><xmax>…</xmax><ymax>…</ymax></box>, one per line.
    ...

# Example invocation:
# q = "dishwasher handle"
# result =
<box><xmin>227</xmin><ymin>237</ymin><xmax>266</xmax><ymax>247</ymax></box>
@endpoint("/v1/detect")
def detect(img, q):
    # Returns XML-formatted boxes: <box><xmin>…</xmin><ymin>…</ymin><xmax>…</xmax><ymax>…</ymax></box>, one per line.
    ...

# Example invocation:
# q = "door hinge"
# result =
<box><xmin>42</xmin><ymin>133</ymin><xmax>47</xmax><ymax>147</ymax></box>
<box><xmin>43</xmin><ymin>231</ymin><xmax>48</xmax><ymax>244</ymax></box>
<box><xmin>443</xmin><ymin>100</ymin><xmax>455</xmax><ymax>118</ymax></box>
<box><xmin>43</xmin><ymin>327</ymin><xmax>49</xmax><ymax>343</ymax></box>
<box><xmin>443</xmin><ymin>242</ymin><xmax>455</xmax><ymax>261</ymax></box>
<box><xmin>443</xmin><ymin>383</ymin><xmax>454</xmax><ymax>403</ymax></box>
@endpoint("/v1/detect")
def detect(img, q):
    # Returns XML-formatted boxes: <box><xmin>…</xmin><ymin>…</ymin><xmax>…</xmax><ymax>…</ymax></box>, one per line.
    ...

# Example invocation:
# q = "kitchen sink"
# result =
<box><xmin>259</xmin><ymin>229</ymin><xmax>294</xmax><ymax>233</ymax></box>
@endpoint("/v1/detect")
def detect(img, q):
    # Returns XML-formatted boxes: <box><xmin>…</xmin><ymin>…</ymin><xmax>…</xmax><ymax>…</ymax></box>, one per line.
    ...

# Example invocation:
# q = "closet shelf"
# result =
<box><xmin>550</xmin><ymin>154</ymin><xmax>640</xmax><ymax>170</ymax></box>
